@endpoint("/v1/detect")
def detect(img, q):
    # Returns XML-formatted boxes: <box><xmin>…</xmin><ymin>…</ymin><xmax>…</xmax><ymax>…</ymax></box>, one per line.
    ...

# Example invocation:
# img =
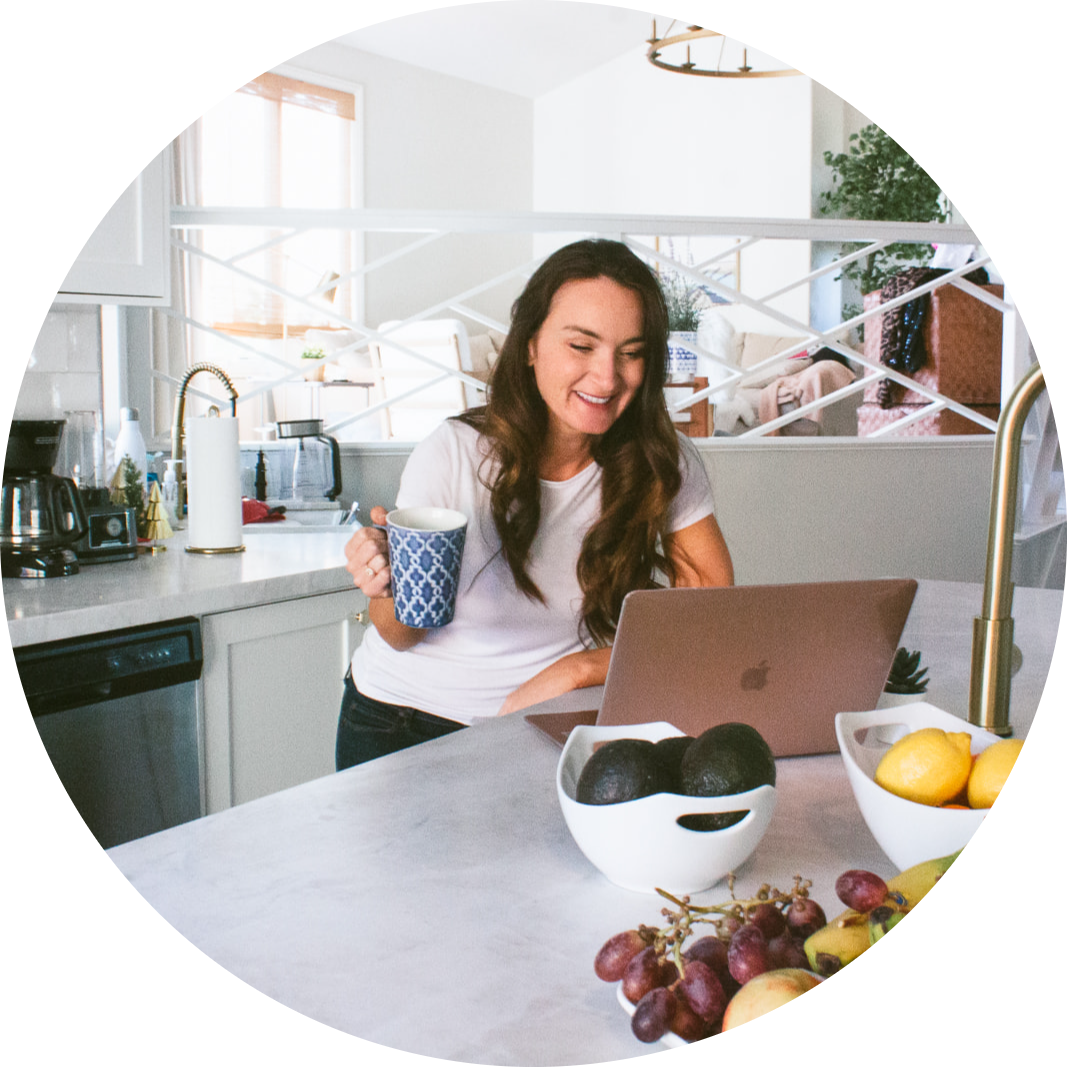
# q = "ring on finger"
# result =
<box><xmin>365</xmin><ymin>565</ymin><xmax>375</xmax><ymax>577</ymax></box>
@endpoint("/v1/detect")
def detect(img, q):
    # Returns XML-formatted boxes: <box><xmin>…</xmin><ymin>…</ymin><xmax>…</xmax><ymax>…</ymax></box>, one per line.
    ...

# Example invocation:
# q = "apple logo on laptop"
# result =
<box><xmin>741</xmin><ymin>659</ymin><xmax>770</xmax><ymax>691</ymax></box>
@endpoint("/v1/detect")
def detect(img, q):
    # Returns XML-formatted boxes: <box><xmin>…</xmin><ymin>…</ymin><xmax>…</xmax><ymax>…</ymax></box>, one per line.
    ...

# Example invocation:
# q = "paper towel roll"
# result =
<box><xmin>185</xmin><ymin>415</ymin><xmax>243</xmax><ymax>551</ymax></box>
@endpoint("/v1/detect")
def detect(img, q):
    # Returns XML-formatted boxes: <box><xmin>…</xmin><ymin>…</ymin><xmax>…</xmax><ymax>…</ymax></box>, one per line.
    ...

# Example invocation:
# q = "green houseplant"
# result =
<box><xmin>662</xmin><ymin>273</ymin><xmax>706</xmax><ymax>332</ymax></box>
<box><xmin>661</xmin><ymin>273</ymin><xmax>708</xmax><ymax>382</ymax></box>
<box><xmin>820</xmin><ymin>123</ymin><xmax>947</xmax><ymax>320</ymax></box>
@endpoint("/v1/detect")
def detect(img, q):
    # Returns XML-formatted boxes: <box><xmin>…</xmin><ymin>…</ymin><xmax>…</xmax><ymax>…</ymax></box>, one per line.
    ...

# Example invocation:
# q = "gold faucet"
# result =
<box><xmin>969</xmin><ymin>361</ymin><xmax>1047</xmax><ymax>735</ymax></box>
<box><xmin>171</xmin><ymin>362</ymin><xmax>239</xmax><ymax>519</ymax></box>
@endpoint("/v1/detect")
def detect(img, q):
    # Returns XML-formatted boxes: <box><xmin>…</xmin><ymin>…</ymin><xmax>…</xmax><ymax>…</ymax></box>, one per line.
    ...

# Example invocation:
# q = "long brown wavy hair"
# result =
<box><xmin>456</xmin><ymin>239</ymin><xmax>682</xmax><ymax>647</ymax></box>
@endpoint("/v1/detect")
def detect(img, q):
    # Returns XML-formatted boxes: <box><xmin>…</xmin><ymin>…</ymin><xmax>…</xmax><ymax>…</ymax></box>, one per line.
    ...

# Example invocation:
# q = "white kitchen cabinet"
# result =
<box><xmin>200</xmin><ymin>588</ymin><xmax>369</xmax><ymax>812</ymax></box>
<box><xmin>57</xmin><ymin>149</ymin><xmax>171</xmax><ymax>305</ymax></box>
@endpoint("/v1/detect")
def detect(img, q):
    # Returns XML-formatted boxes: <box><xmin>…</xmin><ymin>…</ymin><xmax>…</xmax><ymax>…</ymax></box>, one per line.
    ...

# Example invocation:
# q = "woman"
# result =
<box><xmin>337</xmin><ymin>239</ymin><xmax>733</xmax><ymax>769</ymax></box>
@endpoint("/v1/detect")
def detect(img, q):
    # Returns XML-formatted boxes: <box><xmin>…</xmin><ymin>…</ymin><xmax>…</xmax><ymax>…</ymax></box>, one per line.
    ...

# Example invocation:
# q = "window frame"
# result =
<box><xmin>198</xmin><ymin>63</ymin><xmax>366</xmax><ymax>336</ymax></box>
<box><xmin>118</xmin><ymin>66</ymin><xmax>364</xmax><ymax>449</ymax></box>
<box><xmin>275</xmin><ymin>63</ymin><xmax>366</xmax><ymax>330</ymax></box>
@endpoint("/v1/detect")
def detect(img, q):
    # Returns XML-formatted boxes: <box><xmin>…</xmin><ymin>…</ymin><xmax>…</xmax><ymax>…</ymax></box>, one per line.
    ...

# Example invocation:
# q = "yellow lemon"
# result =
<box><xmin>874</xmin><ymin>728</ymin><xmax>973</xmax><ymax>807</ymax></box>
<box><xmin>967</xmin><ymin>738</ymin><xmax>1024</xmax><ymax>809</ymax></box>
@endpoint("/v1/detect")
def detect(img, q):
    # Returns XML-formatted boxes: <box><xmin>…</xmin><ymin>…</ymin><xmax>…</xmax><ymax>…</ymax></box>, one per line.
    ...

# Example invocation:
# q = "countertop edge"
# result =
<box><xmin>5</xmin><ymin>567</ymin><xmax>357</xmax><ymax>647</ymax></box>
<box><xmin>4</xmin><ymin>530</ymin><xmax>359</xmax><ymax>647</ymax></box>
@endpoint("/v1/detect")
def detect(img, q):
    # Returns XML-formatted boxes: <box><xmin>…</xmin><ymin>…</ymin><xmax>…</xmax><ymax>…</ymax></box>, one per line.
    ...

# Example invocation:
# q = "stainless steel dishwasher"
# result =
<box><xmin>15</xmin><ymin>618</ymin><xmax>204</xmax><ymax>849</ymax></box>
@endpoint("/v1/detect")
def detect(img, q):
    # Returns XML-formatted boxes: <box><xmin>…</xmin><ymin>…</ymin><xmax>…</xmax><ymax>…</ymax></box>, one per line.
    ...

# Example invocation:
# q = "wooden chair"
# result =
<box><xmin>369</xmin><ymin>319</ymin><xmax>484</xmax><ymax>440</ymax></box>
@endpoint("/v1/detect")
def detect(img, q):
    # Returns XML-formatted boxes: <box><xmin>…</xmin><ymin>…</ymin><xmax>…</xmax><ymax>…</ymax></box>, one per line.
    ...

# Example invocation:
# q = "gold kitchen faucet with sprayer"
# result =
<box><xmin>969</xmin><ymin>361</ymin><xmax>1047</xmax><ymax>736</ymax></box>
<box><xmin>170</xmin><ymin>363</ymin><xmax>239</xmax><ymax>521</ymax></box>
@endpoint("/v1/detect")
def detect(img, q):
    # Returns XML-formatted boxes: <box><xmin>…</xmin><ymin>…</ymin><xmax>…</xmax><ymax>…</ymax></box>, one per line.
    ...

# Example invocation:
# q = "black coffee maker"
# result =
<box><xmin>2</xmin><ymin>420</ymin><xmax>89</xmax><ymax>578</ymax></box>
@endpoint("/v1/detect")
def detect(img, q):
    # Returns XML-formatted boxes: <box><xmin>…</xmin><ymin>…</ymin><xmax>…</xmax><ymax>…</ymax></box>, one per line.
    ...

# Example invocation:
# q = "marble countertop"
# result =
<box><xmin>3</xmin><ymin>526</ymin><xmax>357</xmax><ymax>647</ymax></box>
<box><xmin>107</xmin><ymin>580</ymin><xmax>1063</xmax><ymax>1065</ymax></box>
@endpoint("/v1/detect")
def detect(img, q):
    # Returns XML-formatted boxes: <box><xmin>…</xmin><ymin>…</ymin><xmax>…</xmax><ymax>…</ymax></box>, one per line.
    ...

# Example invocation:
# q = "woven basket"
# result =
<box><xmin>862</xmin><ymin>284</ymin><xmax>1004</xmax><ymax>407</ymax></box>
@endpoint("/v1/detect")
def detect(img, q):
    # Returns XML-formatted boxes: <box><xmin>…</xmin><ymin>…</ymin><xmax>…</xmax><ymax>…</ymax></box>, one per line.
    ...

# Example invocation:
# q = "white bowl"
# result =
<box><xmin>836</xmin><ymin>702</ymin><xmax>998</xmax><ymax>870</ymax></box>
<box><xmin>556</xmin><ymin>722</ymin><xmax>776</xmax><ymax>894</ymax></box>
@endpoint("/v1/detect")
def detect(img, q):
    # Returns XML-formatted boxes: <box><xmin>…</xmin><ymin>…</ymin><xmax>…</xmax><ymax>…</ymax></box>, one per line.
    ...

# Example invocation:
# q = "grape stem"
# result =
<box><xmin>645</xmin><ymin>875</ymin><xmax>814</xmax><ymax>976</ymax></box>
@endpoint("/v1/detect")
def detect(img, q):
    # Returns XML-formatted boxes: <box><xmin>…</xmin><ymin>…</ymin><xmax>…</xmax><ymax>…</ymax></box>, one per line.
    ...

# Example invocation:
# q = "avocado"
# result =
<box><xmin>677</xmin><ymin>723</ymin><xmax>776</xmax><ymax>831</ymax></box>
<box><xmin>575</xmin><ymin>738</ymin><xmax>674</xmax><ymax>805</ymax></box>
<box><xmin>681</xmin><ymin>722</ymin><xmax>777</xmax><ymax>795</ymax></box>
<box><xmin>650</xmin><ymin>734</ymin><xmax>694</xmax><ymax>792</ymax></box>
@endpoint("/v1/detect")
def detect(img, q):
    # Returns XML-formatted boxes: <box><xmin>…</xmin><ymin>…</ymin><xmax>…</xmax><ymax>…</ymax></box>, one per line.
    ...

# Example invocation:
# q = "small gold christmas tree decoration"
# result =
<box><xmin>109</xmin><ymin>461</ymin><xmax>129</xmax><ymax>506</ymax></box>
<box><xmin>143</xmin><ymin>480</ymin><xmax>173</xmax><ymax>544</ymax></box>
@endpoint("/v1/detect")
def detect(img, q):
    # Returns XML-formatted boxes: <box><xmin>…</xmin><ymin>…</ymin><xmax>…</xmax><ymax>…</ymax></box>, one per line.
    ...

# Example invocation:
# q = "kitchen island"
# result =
<box><xmin>105</xmin><ymin>579</ymin><xmax>1063</xmax><ymax>1065</ymax></box>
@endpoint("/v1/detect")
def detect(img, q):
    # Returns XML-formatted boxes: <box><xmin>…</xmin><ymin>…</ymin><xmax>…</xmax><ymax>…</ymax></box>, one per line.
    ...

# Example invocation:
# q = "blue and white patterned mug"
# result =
<box><xmin>386</xmin><ymin>507</ymin><xmax>468</xmax><ymax>628</ymax></box>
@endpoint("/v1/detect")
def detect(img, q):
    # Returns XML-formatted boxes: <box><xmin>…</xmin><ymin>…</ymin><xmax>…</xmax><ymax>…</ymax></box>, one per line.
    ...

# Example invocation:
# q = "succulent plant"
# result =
<box><xmin>884</xmin><ymin>647</ymin><xmax>928</xmax><ymax>694</ymax></box>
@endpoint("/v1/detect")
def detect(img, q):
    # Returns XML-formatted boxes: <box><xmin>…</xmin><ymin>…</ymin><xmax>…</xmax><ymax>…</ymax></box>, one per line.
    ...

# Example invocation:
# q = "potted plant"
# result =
<box><xmin>877</xmin><ymin>647</ymin><xmax>929</xmax><ymax>708</ymax></box>
<box><xmin>819</xmin><ymin>123</ymin><xmax>947</xmax><ymax>325</ymax></box>
<box><xmin>301</xmin><ymin>344</ymin><xmax>327</xmax><ymax>382</ymax></box>
<box><xmin>662</xmin><ymin>272</ymin><xmax>710</xmax><ymax>382</ymax></box>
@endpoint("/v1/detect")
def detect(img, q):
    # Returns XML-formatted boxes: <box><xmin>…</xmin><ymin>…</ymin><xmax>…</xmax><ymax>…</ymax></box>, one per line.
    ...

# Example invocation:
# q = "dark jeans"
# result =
<box><xmin>335</xmin><ymin>670</ymin><xmax>466</xmax><ymax>770</ymax></box>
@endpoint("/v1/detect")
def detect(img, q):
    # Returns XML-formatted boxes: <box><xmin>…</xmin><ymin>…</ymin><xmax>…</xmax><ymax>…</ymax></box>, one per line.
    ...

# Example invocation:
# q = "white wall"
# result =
<box><xmin>532</xmin><ymin>45</ymin><xmax>814</xmax><ymax>327</ymax></box>
<box><xmin>533</xmin><ymin>45</ymin><xmax>814</xmax><ymax>217</ymax></box>
<box><xmin>284</xmin><ymin>41</ymin><xmax>535</xmax><ymax>329</ymax></box>
<box><xmin>809</xmin><ymin>82</ymin><xmax>872</xmax><ymax>334</ymax></box>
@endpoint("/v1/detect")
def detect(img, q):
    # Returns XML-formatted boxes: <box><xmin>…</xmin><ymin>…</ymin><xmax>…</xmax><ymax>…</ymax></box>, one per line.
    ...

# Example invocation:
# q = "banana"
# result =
<box><xmin>804</xmin><ymin>917</ymin><xmax>869</xmax><ymax>975</ymax></box>
<box><xmin>886</xmin><ymin>849</ymin><xmax>961</xmax><ymax>907</ymax></box>
<box><xmin>804</xmin><ymin>850</ymin><xmax>961</xmax><ymax>975</ymax></box>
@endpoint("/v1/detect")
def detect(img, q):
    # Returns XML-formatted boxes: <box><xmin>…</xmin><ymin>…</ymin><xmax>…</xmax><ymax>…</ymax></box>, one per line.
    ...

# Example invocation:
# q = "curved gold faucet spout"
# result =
<box><xmin>969</xmin><ymin>361</ymin><xmax>1046</xmax><ymax>735</ymax></box>
<box><xmin>171</xmin><ymin>363</ymin><xmax>239</xmax><ymax>518</ymax></box>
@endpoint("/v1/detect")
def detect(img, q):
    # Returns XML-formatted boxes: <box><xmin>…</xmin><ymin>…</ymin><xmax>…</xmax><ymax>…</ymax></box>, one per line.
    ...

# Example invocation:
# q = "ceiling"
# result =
<box><xmin>334</xmin><ymin>2</ymin><xmax>662</xmax><ymax>99</ymax></box>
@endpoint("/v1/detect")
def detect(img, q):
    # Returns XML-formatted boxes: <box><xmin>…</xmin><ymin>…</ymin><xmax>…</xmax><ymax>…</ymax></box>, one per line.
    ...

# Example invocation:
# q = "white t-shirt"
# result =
<box><xmin>349</xmin><ymin>420</ymin><xmax>715</xmax><ymax>723</ymax></box>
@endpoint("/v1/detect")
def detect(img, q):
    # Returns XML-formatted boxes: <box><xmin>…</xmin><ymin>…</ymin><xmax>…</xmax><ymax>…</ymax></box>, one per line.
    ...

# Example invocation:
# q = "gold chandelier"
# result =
<box><xmin>646</xmin><ymin>22</ymin><xmax>801</xmax><ymax>79</ymax></box>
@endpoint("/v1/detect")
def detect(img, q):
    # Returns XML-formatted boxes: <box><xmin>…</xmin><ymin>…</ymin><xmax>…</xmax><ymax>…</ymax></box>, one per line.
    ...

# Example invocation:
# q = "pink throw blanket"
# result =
<box><xmin>758</xmin><ymin>361</ymin><xmax>856</xmax><ymax>435</ymax></box>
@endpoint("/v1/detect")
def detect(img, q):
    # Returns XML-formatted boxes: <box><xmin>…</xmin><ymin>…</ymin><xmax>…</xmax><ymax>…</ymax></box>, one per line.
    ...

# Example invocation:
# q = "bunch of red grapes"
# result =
<box><xmin>596</xmin><ymin>869</ymin><xmax>894</xmax><ymax>1043</ymax></box>
<box><xmin>594</xmin><ymin>875</ymin><xmax>827</xmax><ymax>1044</ymax></box>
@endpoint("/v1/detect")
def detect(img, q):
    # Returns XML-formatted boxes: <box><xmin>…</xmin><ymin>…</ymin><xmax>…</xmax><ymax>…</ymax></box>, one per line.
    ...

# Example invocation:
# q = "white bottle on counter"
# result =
<box><xmin>114</xmin><ymin>407</ymin><xmax>148</xmax><ymax>494</ymax></box>
<box><xmin>162</xmin><ymin>460</ymin><xmax>181</xmax><ymax>526</ymax></box>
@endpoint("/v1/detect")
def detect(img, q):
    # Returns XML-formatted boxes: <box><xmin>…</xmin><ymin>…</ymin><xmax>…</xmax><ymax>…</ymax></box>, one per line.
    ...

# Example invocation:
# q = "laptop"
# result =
<box><xmin>525</xmin><ymin>578</ymin><xmax>917</xmax><ymax>757</ymax></box>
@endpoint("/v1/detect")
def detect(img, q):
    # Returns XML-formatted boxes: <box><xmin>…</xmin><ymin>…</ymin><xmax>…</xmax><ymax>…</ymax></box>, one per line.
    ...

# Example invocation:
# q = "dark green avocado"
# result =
<box><xmin>575</xmin><ymin>738</ymin><xmax>674</xmax><ymax>805</ymax></box>
<box><xmin>677</xmin><ymin>722</ymin><xmax>776</xmax><ymax>831</ymax></box>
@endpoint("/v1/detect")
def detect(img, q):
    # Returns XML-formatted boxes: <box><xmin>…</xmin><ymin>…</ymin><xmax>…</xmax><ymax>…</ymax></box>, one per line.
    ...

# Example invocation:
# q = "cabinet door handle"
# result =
<box><xmin>355</xmin><ymin>611</ymin><xmax>369</xmax><ymax>625</ymax></box>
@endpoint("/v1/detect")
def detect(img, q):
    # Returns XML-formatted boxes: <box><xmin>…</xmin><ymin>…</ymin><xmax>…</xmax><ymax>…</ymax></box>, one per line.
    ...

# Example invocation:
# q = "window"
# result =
<box><xmin>193</xmin><ymin>70</ymin><xmax>361</xmax><ymax>338</ymax></box>
<box><xmin>138</xmin><ymin>68</ymin><xmax>365</xmax><ymax>443</ymax></box>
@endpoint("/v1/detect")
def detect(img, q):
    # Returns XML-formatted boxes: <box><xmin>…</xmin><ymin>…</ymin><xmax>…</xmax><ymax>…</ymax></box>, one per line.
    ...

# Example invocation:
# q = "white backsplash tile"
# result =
<box><xmin>17</xmin><ymin>306</ymin><xmax>103</xmax><ymax>422</ymax></box>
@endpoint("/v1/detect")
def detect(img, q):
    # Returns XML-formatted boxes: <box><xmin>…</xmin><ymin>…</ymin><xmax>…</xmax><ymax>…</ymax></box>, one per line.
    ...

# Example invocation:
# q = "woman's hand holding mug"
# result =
<box><xmin>344</xmin><ymin>504</ymin><xmax>392</xmax><ymax>597</ymax></box>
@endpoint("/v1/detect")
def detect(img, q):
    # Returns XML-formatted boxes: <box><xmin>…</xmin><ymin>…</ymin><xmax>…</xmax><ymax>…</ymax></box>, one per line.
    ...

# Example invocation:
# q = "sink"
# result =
<box><xmin>242</xmin><ymin>503</ymin><xmax>349</xmax><ymax>533</ymax></box>
<box><xmin>242</xmin><ymin>521</ymin><xmax>351</xmax><ymax>534</ymax></box>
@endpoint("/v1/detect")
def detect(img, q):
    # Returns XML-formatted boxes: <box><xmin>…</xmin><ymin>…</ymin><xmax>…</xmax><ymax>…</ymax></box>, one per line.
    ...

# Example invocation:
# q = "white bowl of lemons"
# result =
<box><xmin>556</xmin><ymin>721</ymin><xmax>777</xmax><ymax>895</ymax></box>
<box><xmin>836</xmin><ymin>702</ymin><xmax>1022</xmax><ymax>870</ymax></box>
